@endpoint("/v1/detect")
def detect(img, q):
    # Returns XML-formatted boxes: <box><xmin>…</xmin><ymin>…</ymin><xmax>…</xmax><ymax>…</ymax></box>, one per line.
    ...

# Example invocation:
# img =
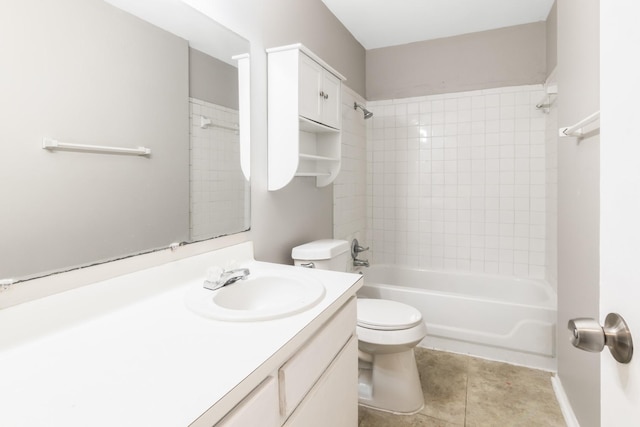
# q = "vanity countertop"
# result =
<box><xmin>0</xmin><ymin>242</ymin><xmax>362</xmax><ymax>426</ymax></box>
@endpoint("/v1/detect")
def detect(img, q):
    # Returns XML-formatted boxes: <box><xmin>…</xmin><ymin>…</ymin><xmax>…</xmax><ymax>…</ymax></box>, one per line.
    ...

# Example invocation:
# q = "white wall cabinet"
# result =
<box><xmin>212</xmin><ymin>298</ymin><xmax>357</xmax><ymax>427</ymax></box>
<box><xmin>267</xmin><ymin>44</ymin><xmax>346</xmax><ymax>190</ymax></box>
<box><xmin>298</xmin><ymin>53</ymin><xmax>342</xmax><ymax>129</ymax></box>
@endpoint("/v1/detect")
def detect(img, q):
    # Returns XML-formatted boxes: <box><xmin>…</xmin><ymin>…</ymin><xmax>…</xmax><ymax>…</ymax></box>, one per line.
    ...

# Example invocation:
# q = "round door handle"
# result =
<box><xmin>568</xmin><ymin>313</ymin><xmax>633</xmax><ymax>364</ymax></box>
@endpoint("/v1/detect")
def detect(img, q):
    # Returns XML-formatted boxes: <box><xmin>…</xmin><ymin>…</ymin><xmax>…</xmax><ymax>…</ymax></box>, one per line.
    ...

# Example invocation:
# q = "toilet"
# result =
<box><xmin>292</xmin><ymin>239</ymin><xmax>427</xmax><ymax>414</ymax></box>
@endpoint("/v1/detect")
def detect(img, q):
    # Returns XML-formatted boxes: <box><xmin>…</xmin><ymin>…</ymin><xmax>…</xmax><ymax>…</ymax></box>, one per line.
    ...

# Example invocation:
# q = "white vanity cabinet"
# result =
<box><xmin>216</xmin><ymin>377</ymin><xmax>280</xmax><ymax>427</ymax></box>
<box><xmin>267</xmin><ymin>44</ymin><xmax>346</xmax><ymax>190</ymax></box>
<box><xmin>210</xmin><ymin>297</ymin><xmax>358</xmax><ymax>427</ymax></box>
<box><xmin>283</xmin><ymin>337</ymin><xmax>357</xmax><ymax>427</ymax></box>
<box><xmin>0</xmin><ymin>242</ymin><xmax>363</xmax><ymax>427</ymax></box>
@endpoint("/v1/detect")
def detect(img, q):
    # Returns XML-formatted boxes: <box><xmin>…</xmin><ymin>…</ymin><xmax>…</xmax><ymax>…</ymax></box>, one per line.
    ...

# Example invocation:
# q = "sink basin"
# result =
<box><xmin>185</xmin><ymin>273</ymin><xmax>326</xmax><ymax>321</ymax></box>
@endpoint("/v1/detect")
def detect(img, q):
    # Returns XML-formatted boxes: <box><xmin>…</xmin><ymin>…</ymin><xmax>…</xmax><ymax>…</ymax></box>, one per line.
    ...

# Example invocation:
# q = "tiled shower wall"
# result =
<box><xmin>189</xmin><ymin>98</ymin><xmax>249</xmax><ymax>241</ymax></box>
<box><xmin>544</xmin><ymin>81</ymin><xmax>558</xmax><ymax>290</ymax></box>
<box><xmin>365</xmin><ymin>85</ymin><xmax>548</xmax><ymax>278</ymax></box>
<box><xmin>333</xmin><ymin>86</ymin><xmax>368</xmax><ymax>247</ymax></box>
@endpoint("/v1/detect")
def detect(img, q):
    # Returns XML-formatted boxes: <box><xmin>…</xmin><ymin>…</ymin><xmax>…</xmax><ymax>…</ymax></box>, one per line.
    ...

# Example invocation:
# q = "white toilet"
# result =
<box><xmin>292</xmin><ymin>239</ymin><xmax>427</xmax><ymax>414</ymax></box>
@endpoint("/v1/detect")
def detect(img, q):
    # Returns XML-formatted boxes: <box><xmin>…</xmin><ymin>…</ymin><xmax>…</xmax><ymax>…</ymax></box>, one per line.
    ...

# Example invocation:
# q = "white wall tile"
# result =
<box><xmin>189</xmin><ymin>99</ymin><xmax>247</xmax><ymax>241</ymax></box>
<box><xmin>361</xmin><ymin>85</ymin><xmax>548</xmax><ymax>280</ymax></box>
<box><xmin>334</xmin><ymin>86</ymin><xmax>368</xmax><ymax>247</ymax></box>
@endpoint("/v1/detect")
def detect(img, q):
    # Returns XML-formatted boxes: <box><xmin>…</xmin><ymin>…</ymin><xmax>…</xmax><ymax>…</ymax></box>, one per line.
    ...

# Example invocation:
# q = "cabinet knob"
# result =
<box><xmin>324</xmin><ymin>93</ymin><xmax>329</xmax><ymax>100</ymax></box>
<box><xmin>319</xmin><ymin>91</ymin><xmax>324</xmax><ymax>98</ymax></box>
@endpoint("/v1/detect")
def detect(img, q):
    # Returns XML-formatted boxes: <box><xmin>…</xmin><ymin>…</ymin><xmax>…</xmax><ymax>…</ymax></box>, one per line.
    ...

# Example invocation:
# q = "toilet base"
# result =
<box><xmin>357</xmin><ymin>348</ymin><xmax>424</xmax><ymax>414</ymax></box>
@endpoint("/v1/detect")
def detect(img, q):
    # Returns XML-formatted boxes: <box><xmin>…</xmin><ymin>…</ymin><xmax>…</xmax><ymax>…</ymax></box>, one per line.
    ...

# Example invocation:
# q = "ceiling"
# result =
<box><xmin>321</xmin><ymin>0</ymin><xmax>555</xmax><ymax>50</ymax></box>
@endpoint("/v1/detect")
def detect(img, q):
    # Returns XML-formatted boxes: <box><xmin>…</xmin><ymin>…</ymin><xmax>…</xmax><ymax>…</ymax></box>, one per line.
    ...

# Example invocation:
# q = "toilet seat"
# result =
<box><xmin>357</xmin><ymin>299</ymin><xmax>423</xmax><ymax>331</ymax></box>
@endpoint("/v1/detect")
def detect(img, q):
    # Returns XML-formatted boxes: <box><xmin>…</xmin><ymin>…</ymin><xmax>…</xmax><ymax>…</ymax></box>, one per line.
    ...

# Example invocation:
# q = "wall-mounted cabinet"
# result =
<box><xmin>298</xmin><ymin>53</ymin><xmax>342</xmax><ymax>129</ymax></box>
<box><xmin>267</xmin><ymin>44</ymin><xmax>346</xmax><ymax>191</ymax></box>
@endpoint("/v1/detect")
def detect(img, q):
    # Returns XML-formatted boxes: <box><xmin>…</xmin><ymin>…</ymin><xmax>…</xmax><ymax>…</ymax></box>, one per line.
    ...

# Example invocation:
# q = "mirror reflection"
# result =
<box><xmin>0</xmin><ymin>0</ymin><xmax>250</xmax><ymax>281</ymax></box>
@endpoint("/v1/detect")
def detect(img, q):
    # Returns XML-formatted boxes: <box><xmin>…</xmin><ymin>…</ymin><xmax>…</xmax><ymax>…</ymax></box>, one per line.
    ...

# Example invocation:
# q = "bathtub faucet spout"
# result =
<box><xmin>353</xmin><ymin>258</ymin><xmax>370</xmax><ymax>268</ymax></box>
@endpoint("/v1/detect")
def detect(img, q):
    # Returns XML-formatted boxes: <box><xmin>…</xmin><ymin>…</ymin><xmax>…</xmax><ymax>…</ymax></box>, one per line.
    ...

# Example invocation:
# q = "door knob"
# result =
<box><xmin>568</xmin><ymin>313</ymin><xmax>633</xmax><ymax>364</ymax></box>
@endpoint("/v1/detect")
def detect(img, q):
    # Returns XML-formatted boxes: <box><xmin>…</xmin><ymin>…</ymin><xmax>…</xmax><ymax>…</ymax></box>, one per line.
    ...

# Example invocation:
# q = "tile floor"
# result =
<box><xmin>358</xmin><ymin>348</ymin><xmax>566</xmax><ymax>427</ymax></box>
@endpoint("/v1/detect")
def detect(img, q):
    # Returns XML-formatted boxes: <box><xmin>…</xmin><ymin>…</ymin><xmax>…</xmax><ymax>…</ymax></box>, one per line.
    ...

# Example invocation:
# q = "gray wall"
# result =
<box><xmin>189</xmin><ymin>48</ymin><xmax>239</xmax><ymax>109</ymax></box>
<box><xmin>255</xmin><ymin>0</ymin><xmax>365</xmax><ymax>263</ymax></box>
<box><xmin>191</xmin><ymin>0</ymin><xmax>366</xmax><ymax>265</ymax></box>
<box><xmin>250</xmin><ymin>0</ymin><xmax>364</xmax><ymax>264</ymax></box>
<box><xmin>366</xmin><ymin>22</ymin><xmax>547</xmax><ymax>100</ymax></box>
<box><xmin>546</xmin><ymin>1</ymin><xmax>558</xmax><ymax>74</ymax></box>
<box><xmin>0</xmin><ymin>0</ymin><xmax>189</xmax><ymax>279</ymax></box>
<box><xmin>556</xmin><ymin>0</ymin><xmax>600</xmax><ymax>425</ymax></box>
<box><xmin>260</xmin><ymin>0</ymin><xmax>366</xmax><ymax>98</ymax></box>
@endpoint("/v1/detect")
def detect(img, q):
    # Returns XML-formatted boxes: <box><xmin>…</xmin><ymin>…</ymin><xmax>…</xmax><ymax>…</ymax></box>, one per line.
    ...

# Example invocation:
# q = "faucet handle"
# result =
<box><xmin>206</xmin><ymin>266</ymin><xmax>224</xmax><ymax>283</ymax></box>
<box><xmin>203</xmin><ymin>267</ymin><xmax>250</xmax><ymax>291</ymax></box>
<box><xmin>351</xmin><ymin>239</ymin><xmax>369</xmax><ymax>259</ymax></box>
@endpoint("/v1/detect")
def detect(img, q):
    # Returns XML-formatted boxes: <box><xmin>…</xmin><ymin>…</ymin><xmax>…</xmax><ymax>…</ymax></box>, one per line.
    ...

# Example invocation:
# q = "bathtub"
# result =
<box><xmin>357</xmin><ymin>265</ymin><xmax>557</xmax><ymax>370</ymax></box>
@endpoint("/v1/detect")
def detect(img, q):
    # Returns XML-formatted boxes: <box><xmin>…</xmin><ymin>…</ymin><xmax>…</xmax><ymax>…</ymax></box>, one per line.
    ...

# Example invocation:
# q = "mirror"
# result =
<box><xmin>0</xmin><ymin>0</ymin><xmax>250</xmax><ymax>281</ymax></box>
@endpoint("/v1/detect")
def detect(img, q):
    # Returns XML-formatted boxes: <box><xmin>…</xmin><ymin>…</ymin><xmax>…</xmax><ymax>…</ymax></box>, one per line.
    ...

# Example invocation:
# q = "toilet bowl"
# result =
<box><xmin>292</xmin><ymin>239</ymin><xmax>427</xmax><ymax>414</ymax></box>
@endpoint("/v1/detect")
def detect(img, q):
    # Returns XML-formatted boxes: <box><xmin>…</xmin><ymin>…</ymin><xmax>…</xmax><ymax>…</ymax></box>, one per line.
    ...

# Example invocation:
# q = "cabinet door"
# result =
<box><xmin>298</xmin><ymin>53</ymin><xmax>323</xmax><ymax>124</ymax></box>
<box><xmin>283</xmin><ymin>336</ymin><xmax>358</xmax><ymax>427</ymax></box>
<box><xmin>216</xmin><ymin>377</ymin><xmax>280</xmax><ymax>427</ymax></box>
<box><xmin>320</xmin><ymin>71</ymin><xmax>341</xmax><ymax>129</ymax></box>
<box><xmin>279</xmin><ymin>299</ymin><xmax>356</xmax><ymax>418</ymax></box>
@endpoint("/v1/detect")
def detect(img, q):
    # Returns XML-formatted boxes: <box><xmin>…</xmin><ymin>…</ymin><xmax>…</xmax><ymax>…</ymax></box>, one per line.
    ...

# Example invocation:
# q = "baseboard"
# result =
<box><xmin>551</xmin><ymin>375</ymin><xmax>580</xmax><ymax>427</ymax></box>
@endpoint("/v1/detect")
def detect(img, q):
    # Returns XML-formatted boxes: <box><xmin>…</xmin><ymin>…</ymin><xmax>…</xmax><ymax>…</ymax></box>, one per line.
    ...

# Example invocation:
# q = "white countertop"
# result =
<box><xmin>0</xmin><ymin>242</ymin><xmax>362</xmax><ymax>426</ymax></box>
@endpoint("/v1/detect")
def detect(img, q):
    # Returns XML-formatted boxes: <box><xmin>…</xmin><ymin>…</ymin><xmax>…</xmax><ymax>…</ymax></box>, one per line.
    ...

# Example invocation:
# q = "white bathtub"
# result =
<box><xmin>357</xmin><ymin>265</ymin><xmax>557</xmax><ymax>370</ymax></box>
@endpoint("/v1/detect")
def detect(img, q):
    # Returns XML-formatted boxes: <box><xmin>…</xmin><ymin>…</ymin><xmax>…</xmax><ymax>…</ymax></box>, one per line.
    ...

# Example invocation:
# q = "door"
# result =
<box><xmin>298</xmin><ymin>52</ymin><xmax>323</xmax><ymax>123</ymax></box>
<box><xmin>320</xmin><ymin>71</ymin><xmax>341</xmax><ymax>129</ymax></box>
<box><xmin>600</xmin><ymin>2</ymin><xmax>640</xmax><ymax>424</ymax></box>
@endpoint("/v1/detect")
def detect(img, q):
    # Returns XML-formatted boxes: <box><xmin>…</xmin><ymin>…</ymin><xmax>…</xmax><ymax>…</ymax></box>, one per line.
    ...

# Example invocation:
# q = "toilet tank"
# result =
<box><xmin>291</xmin><ymin>239</ymin><xmax>351</xmax><ymax>272</ymax></box>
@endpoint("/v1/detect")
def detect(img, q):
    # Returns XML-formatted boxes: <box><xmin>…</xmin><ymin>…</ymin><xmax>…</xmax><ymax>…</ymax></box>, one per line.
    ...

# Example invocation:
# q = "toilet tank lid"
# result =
<box><xmin>291</xmin><ymin>239</ymin><xmax>349</xmax><ymax>260</ymax></box>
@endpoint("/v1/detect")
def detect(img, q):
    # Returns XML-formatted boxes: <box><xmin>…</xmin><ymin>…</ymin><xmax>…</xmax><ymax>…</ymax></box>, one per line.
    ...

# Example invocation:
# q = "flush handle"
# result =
<box><xmin>568</xmin><ymin>313</ymin><xmax>633</xmax><ymax>364</ymax></box>
<box><xmin>300</xmin><ymin>262</ymin><xmax>315</xmax><ymax>268</ymax></box>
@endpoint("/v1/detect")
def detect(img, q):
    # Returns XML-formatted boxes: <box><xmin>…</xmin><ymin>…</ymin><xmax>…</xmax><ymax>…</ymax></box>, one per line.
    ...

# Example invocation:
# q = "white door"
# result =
<box><xmin>320</xmin><ymin>71</ymin><xmax>341</xmax><ymax>129</ymax></box>
<box><xmin>298</xmin><ymin>53</ymin><xmax>323</xmax><ymax>123</ymax></box>
<box><xmin>600</xmin><ymin>2</ymin><xmax>640</xmax><ymax>424</ymax></box>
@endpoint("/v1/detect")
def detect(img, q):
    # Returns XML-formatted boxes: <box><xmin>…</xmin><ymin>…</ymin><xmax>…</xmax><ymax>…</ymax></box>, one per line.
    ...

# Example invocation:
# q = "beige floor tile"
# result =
<box><xmin>415</xmin><ymin>348</ymin><xmax>470</xmax><ymax>425</ymax></box>
<box><xmin>465</xmin><ymin>357</ymin><xmax>565</xmax><ymax>427</ymax></box>
<box><xmin>357</xmin><ymin>349</ymin><xmax>564</xmax><ymax>427</ymax></box>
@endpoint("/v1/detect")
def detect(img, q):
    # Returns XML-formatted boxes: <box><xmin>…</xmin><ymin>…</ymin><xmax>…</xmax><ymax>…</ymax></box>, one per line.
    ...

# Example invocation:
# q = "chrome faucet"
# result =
<box><xmin>203</xmin><ymin>268</ymin><xmax>250</xmax><ymax>291</ymax></box>
<box><xmin>351</xmin><ymin>239</ymin><xmax>370</xmax><ymax>268</ymax></box>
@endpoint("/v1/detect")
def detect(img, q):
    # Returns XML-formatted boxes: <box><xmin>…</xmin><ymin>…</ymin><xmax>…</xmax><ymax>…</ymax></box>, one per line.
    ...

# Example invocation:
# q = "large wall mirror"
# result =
<box><xmin>0</xmin><ymin>0</ymin><xmax>250</xmax><ymax>282</ymax></box>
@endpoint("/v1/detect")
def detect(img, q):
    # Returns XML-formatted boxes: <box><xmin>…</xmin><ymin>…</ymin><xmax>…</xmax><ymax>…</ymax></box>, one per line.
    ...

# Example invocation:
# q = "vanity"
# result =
<box><xmin>0</xmin><ymin>242</ymin><xmax>362</xmax><ymax>426</ymax></box>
